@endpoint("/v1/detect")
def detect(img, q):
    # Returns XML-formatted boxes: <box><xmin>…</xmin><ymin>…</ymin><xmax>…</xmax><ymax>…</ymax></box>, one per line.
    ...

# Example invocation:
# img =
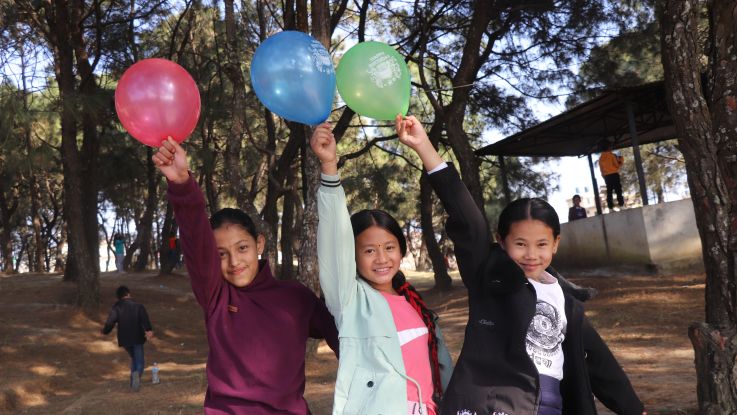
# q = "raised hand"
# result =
<box><xmin>395</xmin><ymin>114</ymin><xmax>430</xmax><ymax>150</ymax></box>
<box><xmin>310</xmin><ymin>122</ymin><xmax>338</xmax><ymax>175</ymax></box>
<box><xmin>395</xmin><ymin>114</ymin><xmax>443</xmax><ymax>171</ymax></box>
<box><xmin>152</xmin><ymin>137</ymin><xmax>190</xmax><ymax>184</ymax></box>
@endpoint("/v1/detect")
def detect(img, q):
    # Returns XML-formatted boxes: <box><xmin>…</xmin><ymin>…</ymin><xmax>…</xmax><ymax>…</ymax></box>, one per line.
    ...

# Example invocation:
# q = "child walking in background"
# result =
<box><xmin>396</xmin><ymin>115</ymin><xmax>646</xmax><ymax>415</ymax></box>
<box><xmin>153</xmin><ymin>138</ymin><xmax>338</xmax><ymax>415</ymax></box>
<box><xmin>310</xmin><ymin>123</ymin><xmax>453</xmax><ymax>415</ymax></box>
<box><xmin>101</xmin><ymin>285</ymin><xmax>153</xmax><ymax>392</ymax></box>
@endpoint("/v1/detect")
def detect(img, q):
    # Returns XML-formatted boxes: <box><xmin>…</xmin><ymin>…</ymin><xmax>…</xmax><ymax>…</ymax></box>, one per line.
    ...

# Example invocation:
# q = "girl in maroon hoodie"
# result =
<box><xmin>153</xmin><ymin>137</ymin><xmax>338</xmax><ymax>415</ymax></box>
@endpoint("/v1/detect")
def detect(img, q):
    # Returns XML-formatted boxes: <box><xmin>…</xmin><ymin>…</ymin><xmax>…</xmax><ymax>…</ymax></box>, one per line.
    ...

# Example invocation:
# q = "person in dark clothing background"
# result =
<box><xmin>568</xmin><ymin>194</ymin><xmax>587</xmax><ymax>221</ymax></box>
<box><xmin>102</xmin><ymin>285</ymin><xmax>154</xmax><ymax>392</ymax></box>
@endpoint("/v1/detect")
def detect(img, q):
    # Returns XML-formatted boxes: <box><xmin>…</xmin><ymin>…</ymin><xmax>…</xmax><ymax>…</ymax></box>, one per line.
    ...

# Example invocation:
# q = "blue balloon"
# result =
<box><xmin>250</xmin><ymin>31</ymin><xmax>336</xmax><ymax>125</ymax></box>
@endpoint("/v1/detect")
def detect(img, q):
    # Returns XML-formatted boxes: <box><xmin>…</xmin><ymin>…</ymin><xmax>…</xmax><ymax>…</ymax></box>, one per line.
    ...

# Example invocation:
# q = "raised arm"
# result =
<box><xmin>154</xmin><ymin>138</ymin><xmax>222</xmax><ymax>314</ymax></box>
<box><xmin>311</xmin><ymin>123</ymin><xmax>358</xmax><ymax>325</ymax></box>
<box><xmin>396</xmin><ymin>115</ymin><xmax>492</xmax><ymax>291</ymax></box>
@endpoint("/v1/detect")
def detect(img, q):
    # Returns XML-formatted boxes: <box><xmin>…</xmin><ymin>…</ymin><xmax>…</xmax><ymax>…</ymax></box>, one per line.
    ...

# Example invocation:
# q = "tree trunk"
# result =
<box><xmin>280</xmin><ymin>172</ymin><xmax>298</xmax><ymax>281</ymax></box>
<box><xmin>159</xmin><ymin>204</ymin><xmax>178</xmax><ymax>275</ymax></box>
<box><xmin>297</xmin><ymin>125</ymin><xmax>321</xmax><ymax>291</ymax></box>
<box><xmin>55</xmin><ymin>223</ymin><xmax>67</xmax><ymax>273</ymax></box>
<box><xmin>262</xmin><ymin>119</ymin><xmax>304</xmax><ymax>277</ymax></box>
<box><xmin>661</xmin><ymin>0</ymin><xmax>737</xmax><ymax>411</ymax></box>
<box><xmin>70</xmin><ymin>0</ymin><xmax>102</xmax><ymax>277</ymax></box>
<box><xmin>133</xmin><ymin>150</ymin><xmax>157</xmax><ymax>271</ymax></box>
<box><xmin>0</xmin><ymin>181</ymin><xmax>17</xmax><ymax>273</ymax></box>
<box><xmin>279</xmin><ymin>188</ymin><xmax>299</xmax><ymax>280</ymax></box>
<box><xmin>20</xmin><ymin>46</ymin><xmax>45</xmax><ymax>273</ymax></box>
<box><xmin>420</xmin><ymin>174</ymin><xmax>452</xmax><ymax>290</ymax></box>
<box><xmin>263</xmin><ymin>112</ymin><xmax>281</xmax><ymax>274</ymax></box>
<box><xmin>688</xmin><ymin>323</ymin><xmax>737</xmax><ymax>413</ymax></box>
<box><xmin>46</xmin><ymin>1</ymin><xmax>100</xmax><ymax>306</ymax></box>
<box><xmin>440</xmin><ymin>0</ymin><xmax>493</xmax><ymax>213</ymax></box>
<box><xmin>294</xmin><ymin>0</ymin><xmax>330</xmax><ymax>359</ymax></box>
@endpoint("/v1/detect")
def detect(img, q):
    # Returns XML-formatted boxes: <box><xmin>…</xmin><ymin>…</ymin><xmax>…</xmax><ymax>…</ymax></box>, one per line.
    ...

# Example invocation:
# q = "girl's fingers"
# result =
<box><xmin>157</xmin><ymin>146</ymin><xmax>174</xmax><ymax>159</ymax></box>
<box><xmin>152</xmin><ymin>153</ymin><xmax>170</xmax><ymax>166</ymax></box>
<box><xmin>166</xmin><ymin>136</ymin><xmax>183</xmax><ymax>153</ymax></box>
<box><xmin>395</xmin><ymin>114</ymin><xmax>405</xmax><ymax>138</ymax></box>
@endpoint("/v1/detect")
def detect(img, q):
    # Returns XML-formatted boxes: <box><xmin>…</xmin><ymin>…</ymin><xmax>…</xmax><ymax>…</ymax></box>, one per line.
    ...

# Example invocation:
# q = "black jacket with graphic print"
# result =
<box><xmin>428</xmin><ymin>165</ymin><xmax>643</xmax><ymax>415</ymax></box>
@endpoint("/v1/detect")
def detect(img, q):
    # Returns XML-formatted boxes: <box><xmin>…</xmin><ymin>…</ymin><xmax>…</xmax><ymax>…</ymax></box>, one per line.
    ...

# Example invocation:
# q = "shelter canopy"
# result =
<box><xmin>475</xmin><ymin>81</ymin><xmax>676</xmax><ymax>158</ymax></box>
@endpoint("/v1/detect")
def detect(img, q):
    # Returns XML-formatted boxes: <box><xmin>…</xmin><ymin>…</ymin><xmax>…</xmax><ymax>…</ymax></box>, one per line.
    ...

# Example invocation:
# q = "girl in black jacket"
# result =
<box><xmin>396</xmin><ymin>115</ymin><xmax>646</xmax><ymax>415</ymax></box>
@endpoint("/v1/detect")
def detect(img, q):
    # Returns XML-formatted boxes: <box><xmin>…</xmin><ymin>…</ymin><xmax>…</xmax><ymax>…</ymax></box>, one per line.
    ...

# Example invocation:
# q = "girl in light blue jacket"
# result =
<box><xmin>311</xmin><ymin>123</ymin><xmax>453</xmax><ymax>415</ymax></box>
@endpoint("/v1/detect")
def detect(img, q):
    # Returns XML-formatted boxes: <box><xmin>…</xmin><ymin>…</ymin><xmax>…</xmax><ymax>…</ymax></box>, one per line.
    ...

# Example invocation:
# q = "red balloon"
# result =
<box><xmin>115</xmin><ymin>58</ymin><xmax>201</xmax><ymax>147</ymax></box>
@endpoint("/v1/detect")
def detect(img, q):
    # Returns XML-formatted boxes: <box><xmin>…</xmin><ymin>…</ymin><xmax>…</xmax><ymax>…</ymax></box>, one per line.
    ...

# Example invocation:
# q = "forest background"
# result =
<box><xmin>0</xmin><ymin>0</ymin><xmax>684</xmax><ymax>299</ymax></box>
<box><xmin>2</xmin><ymin>0</ymin><xmax>737</xmax><ymax>411</ymax></box>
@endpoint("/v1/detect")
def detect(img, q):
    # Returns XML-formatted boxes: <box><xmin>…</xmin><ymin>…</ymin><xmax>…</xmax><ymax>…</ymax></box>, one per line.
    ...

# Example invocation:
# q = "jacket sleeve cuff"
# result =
<box><xmin>427</xmin><ymin>161</ymin><xmax>449</xmax><ymax>174</ymax></box>
<box><xmin>166</xmin><ymin>172</ymin><xmax>196</xmax><ymax>196</ymax></box>
<box><xmin>320</xmin><ymin>173</ymin><xmax>342</xmax><ymax>189</ymax></box>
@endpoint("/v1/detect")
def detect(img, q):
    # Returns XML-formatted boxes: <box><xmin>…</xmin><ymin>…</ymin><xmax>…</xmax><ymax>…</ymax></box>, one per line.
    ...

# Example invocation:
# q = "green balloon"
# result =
<box><xmin>336</xmin><ymin>41</ymin><xmax>410</xmax><ymax>121</ymax></box>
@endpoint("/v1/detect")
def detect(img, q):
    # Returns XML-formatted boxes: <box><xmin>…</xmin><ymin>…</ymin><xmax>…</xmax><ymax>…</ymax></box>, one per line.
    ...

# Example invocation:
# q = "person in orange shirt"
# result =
<box><xmin>599</xmin><ymin>142</ymin><xmax>625</xmax><ymax>211</ymax></box>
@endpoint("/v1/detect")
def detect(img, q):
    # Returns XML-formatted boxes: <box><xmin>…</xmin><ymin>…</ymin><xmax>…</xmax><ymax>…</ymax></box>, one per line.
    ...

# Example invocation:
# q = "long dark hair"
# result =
<box><xmin>350</xmin><ymin>209</ymin><xmax>443</xmax><ymax>397</ymax></box>
<box><xmin>209</xmin><ymin>208</ymin><xmax>259</xmax><ymax>238</ymax></box>
<box><xmin>497</xmin><ymin>198</ymin><xmax>560</xmax><ymax>239</ymax></box>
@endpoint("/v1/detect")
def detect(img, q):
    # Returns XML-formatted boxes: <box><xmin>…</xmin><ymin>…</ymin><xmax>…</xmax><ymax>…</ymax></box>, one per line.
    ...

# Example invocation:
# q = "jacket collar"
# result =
<box><xmin>237</xmin><ymin>259</ymin><xmax>274</xmax><ymax>291</ymax></box>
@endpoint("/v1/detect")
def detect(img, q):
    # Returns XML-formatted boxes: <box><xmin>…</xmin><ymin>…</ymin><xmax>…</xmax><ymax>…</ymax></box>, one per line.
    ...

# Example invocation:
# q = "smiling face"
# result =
<box><xmin>355</xmin><ymin>225</ymin><xmax>403</xmax><ymax>293</ymax></box>
<box><xmin>213</xmin><ymin>223</ymin><xmax>265</xmax><ymax>287</ymax></box>
<box><xmin>498</xmin><ymin>219</ymin><xmax>560</xmax><ymax>282</ymax></box>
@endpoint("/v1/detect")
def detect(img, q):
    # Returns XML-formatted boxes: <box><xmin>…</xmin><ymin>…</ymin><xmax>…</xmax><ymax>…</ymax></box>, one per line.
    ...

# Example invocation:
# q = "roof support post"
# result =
<box><xmin>587</xmin><ymin>153</ymin><xmax>603</xmax><ymax>215</ymax></box>
<box><xmin>498</xmin><ymin>155</ymin><xmax>512</xmax><ymax>205</ymax></box>
<box><xmin>625</xmin><ymin>101</ymin><xmax>650</xmax><ymax>205</ymax></box>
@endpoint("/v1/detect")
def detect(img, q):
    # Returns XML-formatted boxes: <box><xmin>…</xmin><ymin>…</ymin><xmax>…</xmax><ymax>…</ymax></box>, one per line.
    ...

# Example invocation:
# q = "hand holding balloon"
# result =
<box><xmin>115</xmin><ymin>59</ymin><xmax>201</xmax><ymax>147</ymax></box>
<box><xmin>309</xmin><ymin>123</ymin><xmax>338</xmax><ymax>176</ymax></box>
<box><xmin>152</xmin><ymin>137</ymin><xmax>190</xmax><ymax>184</ymax></box>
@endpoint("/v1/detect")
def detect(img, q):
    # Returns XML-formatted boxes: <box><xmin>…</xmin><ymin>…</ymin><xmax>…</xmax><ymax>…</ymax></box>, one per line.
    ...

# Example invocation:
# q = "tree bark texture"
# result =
<box><xmin>441</xmin><ymin>0</ymin><xmax>493</xmax><ymax>213</ymax></box>
<box><xmin>20</xmin><ymin>51</ymin><xmax>45</xmax><ymax>273</ymax></box>
<box><xmin>133</xmin><ymin>151</ymin><xmax>158</xmax><ymax>271</ymax></box>
<box><xmin>420</xmin><ymin>174</ymin><xmax>452</xmax><ymax>291</ymax></box>
<box><xmin>296</xmin><ymin>0</ymin><xmax>330</xmax><ymax>297</ymax></box>
<box><xmin>48</xmin><ymin>0</ymin><xmax>100</xmax><ymax>306</ymax></box>
<box><xmin>0</xmin><ymin>183</ymin><xmax>17</xmax><ymax>273</ymax></box>
<box><xmin>70</xmin><ymin>0</ymin><xmax>101</xmax><ymax>275</ymax></box>
<box><xmin>279</xmin><ymin>170</ymin><xmax>298</xmax><ymax>280</ymax></box>
<box><xmin>421</xmin><ymin>121</ymin><xmax>452</xmax><ymax>290</ymax></box>
<box><xmin>158</xmin><ymin>203</ymin><xmax>177</xmax><ymax>275</ymax></box>
<box><xmin>661</xmin><ymin>0</ymin><xmax>737</xmax><ymax>411</ymax></box>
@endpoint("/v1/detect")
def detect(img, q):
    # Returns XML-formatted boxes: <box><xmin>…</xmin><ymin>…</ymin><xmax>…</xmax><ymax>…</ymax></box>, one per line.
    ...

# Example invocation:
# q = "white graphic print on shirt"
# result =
<box><xmin>526</xmin><ymin>275</ymin><xmax>567</xmax><ymax>380</ymax></box>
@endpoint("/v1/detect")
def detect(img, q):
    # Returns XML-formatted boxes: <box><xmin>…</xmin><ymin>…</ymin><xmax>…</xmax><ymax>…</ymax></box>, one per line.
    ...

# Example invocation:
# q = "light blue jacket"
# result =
<box><xmin>317</xmin><ymin>174</ymin><xmax>453</xmax><ymax>415</ymax></box>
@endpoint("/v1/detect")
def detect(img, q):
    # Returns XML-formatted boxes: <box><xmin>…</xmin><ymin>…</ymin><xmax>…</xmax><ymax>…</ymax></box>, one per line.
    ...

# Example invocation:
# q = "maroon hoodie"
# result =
<box><xmin>168</xmin><ymin>176</ymin><xmax>338</xmax><ymax>415</ymax></box>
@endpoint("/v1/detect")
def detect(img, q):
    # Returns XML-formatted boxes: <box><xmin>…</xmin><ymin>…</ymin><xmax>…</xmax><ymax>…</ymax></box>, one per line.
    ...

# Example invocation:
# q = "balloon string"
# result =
<box><xmin>420</xmin><ymin>82</ymin><xmax>475</xmax><ymax>92</ymax></box>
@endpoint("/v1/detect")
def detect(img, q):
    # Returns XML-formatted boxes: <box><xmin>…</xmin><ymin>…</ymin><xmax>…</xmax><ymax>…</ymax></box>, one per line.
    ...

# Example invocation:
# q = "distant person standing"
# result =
<box><xmin>101</xmin><ymin>286</ymin><xmax>154</xmax><ymax>392</ymax></box>
<box><xmin>167</xmin><ymin>233</ymin><xmax>180</xmax><ymax>269</ymax></box>
<box><xmin>599</xmin><ymin>143</ymin><xmax>625</xmax><ymax>211</ymax></box>
<box><xmin>113</xmin><ymin>234</ymin><xmax>126</xmax><ymax>273</ymax></box>
<box><xmin>568</xmin><ymin>194</ymin><xmax>587</xmax><ymax>221</ymax></box>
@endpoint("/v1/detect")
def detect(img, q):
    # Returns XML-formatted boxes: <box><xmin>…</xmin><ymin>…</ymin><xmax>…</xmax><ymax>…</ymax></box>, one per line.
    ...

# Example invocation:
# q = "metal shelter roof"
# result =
<box><xmin>475</xmin><ymin>81</ymin><xmax>677</xmax><ymax>158</ymax></box>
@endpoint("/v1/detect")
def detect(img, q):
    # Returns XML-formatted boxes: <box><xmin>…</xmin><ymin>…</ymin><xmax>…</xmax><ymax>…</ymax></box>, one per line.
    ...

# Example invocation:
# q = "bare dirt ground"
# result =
<box><xmin>0</xmin><ymin>269</ymin><xmax>702</xmax><ymax>414</ymax></box>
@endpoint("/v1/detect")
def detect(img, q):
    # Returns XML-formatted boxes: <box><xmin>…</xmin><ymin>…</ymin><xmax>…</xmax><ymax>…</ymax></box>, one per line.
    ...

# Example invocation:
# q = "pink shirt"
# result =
<box><xmin>381</xmin><ymin>292</ymin><xmax>436</xmax><ymax>415</ymax></box>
